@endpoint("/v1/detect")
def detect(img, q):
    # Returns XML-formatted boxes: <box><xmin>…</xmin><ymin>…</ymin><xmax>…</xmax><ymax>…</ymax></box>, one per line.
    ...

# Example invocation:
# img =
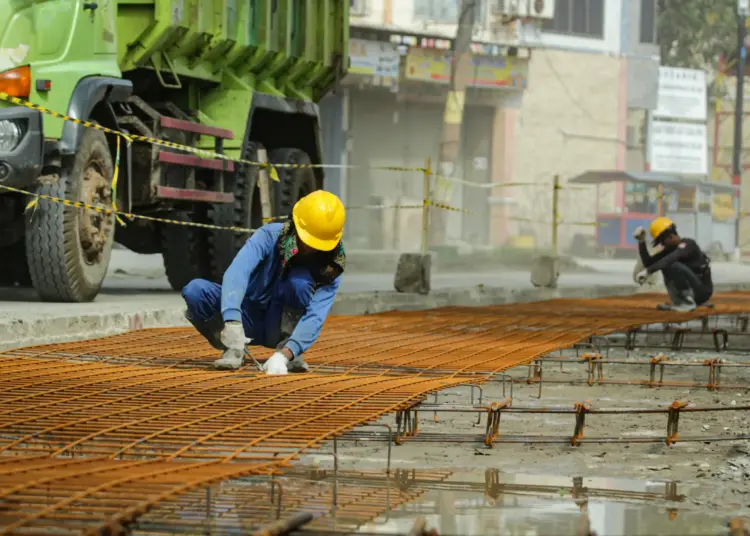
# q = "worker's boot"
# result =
<box><xmin>184</xmin><ymin>310</ymin><xmax>226</xmax><ymax>350</ymax></box>
<box><xmin>663</xmin><ymin>295</ymin><xmax>696</xmax><ymax>313</ymax></box>
<box><xmin>212</xmin><ymin>349</ymin><xmax>245</xmax><ymax>371</ymax></box>
<box><xmin>657</xmin><ymin>285</ymin><xmax>697</xmax><ymax>313</ymax></box>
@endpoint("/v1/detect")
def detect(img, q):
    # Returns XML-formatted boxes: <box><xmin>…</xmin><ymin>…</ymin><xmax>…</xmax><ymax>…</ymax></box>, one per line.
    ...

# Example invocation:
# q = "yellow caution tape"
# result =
<box><xmin>0</xmin><ymin>92</ymin><xmax>429</xmax><ymax>175</ymax></box>
<box><xmin>260</xmin><ymin>201</ymin><xmax>473</xmax><ymax>224</ymax></box>
<box><xmin>111</xmin><ymin>134</ymin><xmax>129</xmax><ymax>226</ymax></box>
<box><xmin>3</xmin><ymin>182</ymin><xmax>474</xmax><ymax>235</ymax></box>
<box><xmin>2</xmin><ymin>184</ymin><xmax>257</xmax><ymax>234</ymax></box>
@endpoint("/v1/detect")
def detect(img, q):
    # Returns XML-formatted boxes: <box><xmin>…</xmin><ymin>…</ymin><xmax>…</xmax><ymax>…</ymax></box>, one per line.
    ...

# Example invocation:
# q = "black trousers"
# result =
<box><xmin>661</xmin><ymin>262</ymin><xmax>713</xmax><ymax>306</ymax></box>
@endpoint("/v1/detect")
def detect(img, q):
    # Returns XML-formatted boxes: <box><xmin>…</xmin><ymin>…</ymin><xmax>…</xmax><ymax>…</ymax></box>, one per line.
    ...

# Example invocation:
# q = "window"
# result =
<box><xmin>639</xmin><ymin>0</ymin><xmax>657</xmax><ymax>44</ymax></box>
<box><xmin>414</xmin><ymin>0</ymin><xmax>482</xmax><ymax>25</ymax></box>
<box><xmin>350</xmin><ymin>0</ymin><xmax>368</xmax><ymax>16</ymax></box>
<box><xmin>542</xmin><ymin>0</ymin><xmax>605</xmax><ymax>39</ymax></box>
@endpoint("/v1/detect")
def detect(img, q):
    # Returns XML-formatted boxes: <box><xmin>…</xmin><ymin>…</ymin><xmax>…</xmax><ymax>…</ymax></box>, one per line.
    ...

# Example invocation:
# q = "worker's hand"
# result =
<box><xmin>263</xmin><ymin>351</ymin><xmax>290</xmax><ymax>375</ymax></box>
<box><xmin>633</xmin><ymin>227</ymin><xmax>647</xmax><ymax>242</ymax></box>
<box><xmin>221</xmin><ymin>321</ymin><xmax>248</xmax><ymax>351</ymax></box>
<box><xmin>635</xmin><ymin>269</ymin><xmax>649</xmax><ymax>285</ymax></box>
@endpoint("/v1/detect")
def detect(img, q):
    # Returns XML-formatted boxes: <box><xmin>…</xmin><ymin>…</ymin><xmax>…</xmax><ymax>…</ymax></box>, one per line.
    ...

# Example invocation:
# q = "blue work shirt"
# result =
<box><xmin>220</xmin><ymin>223</ymin><xmax>341</xmax><ymax>356</ymax></box>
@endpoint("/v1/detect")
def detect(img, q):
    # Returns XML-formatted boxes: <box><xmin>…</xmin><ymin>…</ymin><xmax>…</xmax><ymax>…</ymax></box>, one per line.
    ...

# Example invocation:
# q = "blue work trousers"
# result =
<box><xmin>182</xmin><ymin>266</ymin><xmax>315</xmax><ymax>349</ymax></box>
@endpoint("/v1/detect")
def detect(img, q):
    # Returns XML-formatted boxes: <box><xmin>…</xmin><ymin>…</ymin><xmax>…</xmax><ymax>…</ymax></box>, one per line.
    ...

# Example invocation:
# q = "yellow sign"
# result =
<box><xmin>713</xmin><ymin>193</ymin><xmax>735</xmax><ymax>221</ymax></box>
<box><xmin>405</xmin><ymin>48</ymin><xmax>528</xmax><ymax>89</ymax></box>
<box><xmin>444</xmin><ymin>91</ymin><xmax>465</xmax><ymax>124</ymax></box>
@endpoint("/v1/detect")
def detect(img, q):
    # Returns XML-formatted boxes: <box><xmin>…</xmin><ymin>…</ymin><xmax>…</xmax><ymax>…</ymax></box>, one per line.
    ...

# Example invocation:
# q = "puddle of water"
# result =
<box><xmin>352</xmin><ymin>471</ymin><xmax>730</xmax><ymax>536</ymax></box>
<box><xmin>359</xmin><ymin>496</ymin><xmax>726</xmax><ymax>535</ymax></box>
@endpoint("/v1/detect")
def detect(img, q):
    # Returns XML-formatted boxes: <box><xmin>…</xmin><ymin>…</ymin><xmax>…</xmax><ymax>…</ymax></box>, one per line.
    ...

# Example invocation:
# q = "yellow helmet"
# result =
<box><xmin>649</xmin><ymin>216</ymin><xmax>675</xmax><ymax>243</ymax></box>
<box><xmin>292</xmin><ymin>190</ymin><xmax>346</xmax><ymax>251</ymax></box>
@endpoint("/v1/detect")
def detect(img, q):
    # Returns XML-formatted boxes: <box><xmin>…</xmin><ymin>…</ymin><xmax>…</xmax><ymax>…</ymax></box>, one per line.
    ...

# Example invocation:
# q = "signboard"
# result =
<box><xmin>653</xmin><ymin>67</ymin><xmax>707</xmax><ymax>122</ymax></box>
<box><xmin>349</xmin><ymin>39</ymin><xmax>400</xmax><ymax>78</ymax></box>
<box><xmin>405</xmin><ymin>48</ymin><xmax>528</xmax><ymax>89</ymax></box>
<box><xmin>649</xmin><ymin>119</ymin><xmax>708</xmax><ymax>175</ymax></box>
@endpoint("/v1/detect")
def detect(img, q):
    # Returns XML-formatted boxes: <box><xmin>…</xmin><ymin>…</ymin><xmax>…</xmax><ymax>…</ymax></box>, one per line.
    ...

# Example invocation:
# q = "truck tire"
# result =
<box><xmin>161</xmin><ymin>210</ymin><xmax>212</xmax><ymax>292</ymax></box>
<box><xmin>207</xmin><ymin>143</ymin><xmax>261</xmax><ymax>282</ymax></box>
<box><xmin>269</xmin><ymin>148</ymin><xmax>317</xmax><ymax>217</ymax></box>
<box><xmin>25</xmin><ymin>127</ymin><xmax>115</xmax><ymax>302</ymax></box>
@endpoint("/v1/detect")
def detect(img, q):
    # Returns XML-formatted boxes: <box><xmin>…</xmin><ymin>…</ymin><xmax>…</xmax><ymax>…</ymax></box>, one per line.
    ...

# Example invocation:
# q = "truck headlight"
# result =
<box><xmin>0</xmin><ymin>120</ymin><xmax>22</xmax><ymax>152</ymax></box>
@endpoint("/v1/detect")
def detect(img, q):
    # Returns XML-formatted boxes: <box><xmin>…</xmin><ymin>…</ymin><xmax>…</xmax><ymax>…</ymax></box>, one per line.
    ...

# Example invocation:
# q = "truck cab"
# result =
<box><xmin>0</xmin><ymin>0</ymin><xmax>348</xmax><ymax>302</ymax></box>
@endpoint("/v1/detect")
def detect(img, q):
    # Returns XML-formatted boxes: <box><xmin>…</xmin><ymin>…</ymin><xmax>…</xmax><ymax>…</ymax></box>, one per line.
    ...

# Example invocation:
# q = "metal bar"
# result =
<box><xmin>250</xmin><ymin>512</ymin><xmax>313</xmax><ymax>536</ymax></box>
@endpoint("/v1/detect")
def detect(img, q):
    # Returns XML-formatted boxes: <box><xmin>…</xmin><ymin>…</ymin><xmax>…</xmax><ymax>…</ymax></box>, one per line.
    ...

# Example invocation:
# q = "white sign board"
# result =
<box><xmin>349</xmin><ymin>39</ymin><xmax>400</xmax><ymax>78</ymax></box>
<box><xmin>649</xmin><ymin>119</ymin><xmax>708</xmax><ymax>176</ymax></box>
<box><xmin>653</xmin><ymin>67</ymin><xmax>707</xmax><ymax>122</ymax></box>
<box><xmin>740</xmin><ymin>0</ymin><xmax>750</xmax><ymax>15</ymax></box>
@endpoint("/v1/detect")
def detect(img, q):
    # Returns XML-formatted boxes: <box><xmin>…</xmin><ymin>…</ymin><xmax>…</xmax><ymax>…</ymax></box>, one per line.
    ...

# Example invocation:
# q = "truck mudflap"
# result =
<box><xmin>0</xmin><ymin>106</ymin><xmax>43</xmax><ymax>190</ymax></box>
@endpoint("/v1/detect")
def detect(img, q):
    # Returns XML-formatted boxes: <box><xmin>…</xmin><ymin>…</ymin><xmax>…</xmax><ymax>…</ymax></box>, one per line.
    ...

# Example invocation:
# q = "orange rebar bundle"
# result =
<box><xmin>0</xmin><ymin>292</ymin><xmax>748</xmax><ymax>534</ymax></box>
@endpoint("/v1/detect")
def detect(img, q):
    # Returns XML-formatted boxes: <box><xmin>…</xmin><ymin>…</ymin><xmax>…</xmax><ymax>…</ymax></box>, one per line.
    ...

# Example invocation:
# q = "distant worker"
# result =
<box><xmin>633</xmin><ymin>217</ymin><xmax>712</xmax><ymax>312</ymax></box>
<box><xmin>182</xmin><ymin>190</ymin><xmax>346</xmax><ymax>373</ymax></box>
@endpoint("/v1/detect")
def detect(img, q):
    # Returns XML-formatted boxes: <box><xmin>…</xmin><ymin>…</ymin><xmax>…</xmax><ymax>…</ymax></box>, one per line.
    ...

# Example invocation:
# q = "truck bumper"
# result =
<box><xmin>0</xmin><ymin>107</ymin><xmax>44</xmax><ymax>190</ymax></box>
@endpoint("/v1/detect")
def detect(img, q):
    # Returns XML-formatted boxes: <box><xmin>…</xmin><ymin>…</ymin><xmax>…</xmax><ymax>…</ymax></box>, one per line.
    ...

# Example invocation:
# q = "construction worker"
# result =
<box><xmin>181</xmin><ymin>190</ymin><xmax>346</xmax><ymax>373</ymax></box>
<box><xmin>633</xmin><ymin>217</ymin><xmax>712</xmax><ymax>312</ymax></box>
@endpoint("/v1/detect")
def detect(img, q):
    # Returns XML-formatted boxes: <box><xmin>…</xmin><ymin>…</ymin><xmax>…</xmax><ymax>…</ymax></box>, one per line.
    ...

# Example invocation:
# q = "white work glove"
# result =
<box><xmin>221</xmin><ymin>321</ymin><xmax>248</xmax><ymax>351</ymax></box>
<box><xmin>263</xmin><ymin>351</ymin><xmax>290</xmax><ymax>375</ymax></box>
<box><xmin>635</xmin><ymin>269</ymin><xmax>649</xmax><ymax>285</ymax></box>
<box><xmin>633</xmin><ymin>227</ymin><xmax>646</xmax><ymax>242</ymax></box>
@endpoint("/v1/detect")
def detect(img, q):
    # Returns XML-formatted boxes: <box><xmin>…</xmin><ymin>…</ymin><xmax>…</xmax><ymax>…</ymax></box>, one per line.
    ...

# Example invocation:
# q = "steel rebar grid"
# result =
<box><xmin>130</xmin><ymin>469</ymin><xmax>454</xmax><ymax>536</ymax></box>
<box><xmin>349</xmin><ymin>398</ymin><xmax>750</xmax><ymax>447</ymax></box>
<box><xmin>4</xmin><ymin>292</ymin><xmax>750</xmax><ymax>375</ymax></box>
<box><xmin>1</xmin><ymin>292</ymin><xmax>750</xmax><ymax>534</ymax></box>
<box><xmin>0</xmin><ymin>360</ymin><xmax>469</xmax><ymax>534</ymax></box>
<box><xmin>512</xmin><ymin>353</ymin><xmax>750</xmax><ymax>394</ymax></box>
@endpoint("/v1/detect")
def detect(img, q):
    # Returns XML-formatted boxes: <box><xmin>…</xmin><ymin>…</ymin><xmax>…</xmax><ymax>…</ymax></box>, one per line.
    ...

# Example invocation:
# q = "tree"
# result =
<box><xmin>657</xmin><ymin>0</ymin><xmax>737</xmax><ymax>71</ymax></box>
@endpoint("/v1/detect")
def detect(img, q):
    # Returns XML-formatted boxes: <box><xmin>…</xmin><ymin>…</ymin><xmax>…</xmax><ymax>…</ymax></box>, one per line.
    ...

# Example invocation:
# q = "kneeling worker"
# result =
<box><xmin>633</xmin><ymin>217</ymin><xmax>712</xmax><ymax>312</ymax></box>
<box><xmin>182</xmin><ymin>190</ymin><xmax>346</xmax><ymax>374</ymax></box>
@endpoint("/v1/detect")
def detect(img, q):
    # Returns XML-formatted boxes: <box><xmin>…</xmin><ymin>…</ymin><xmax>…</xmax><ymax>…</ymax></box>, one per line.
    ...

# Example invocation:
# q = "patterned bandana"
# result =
<box><xmin>277</xmin><ymin>221</ymin><xmax>346</xmax><ymax>286</ymax></box>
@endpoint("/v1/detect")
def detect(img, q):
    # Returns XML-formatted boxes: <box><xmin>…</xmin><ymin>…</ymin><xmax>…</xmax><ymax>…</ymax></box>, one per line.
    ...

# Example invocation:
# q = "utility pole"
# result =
<box><xmin>430</xmin><ymin>0</ymin><xmax>478</xmax><ymax>246</ymax></box>
<box><xmin>733</xmin><ymin>0</ymin><xmax>748</xmax><ymax>242</ymax></box>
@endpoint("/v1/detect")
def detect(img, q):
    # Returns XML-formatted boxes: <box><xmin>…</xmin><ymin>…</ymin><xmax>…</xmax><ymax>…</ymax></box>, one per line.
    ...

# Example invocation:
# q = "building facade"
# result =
<box><xmin>321</xmin><ymin>0</ymin><xmax>660</xmax><ymax>252</ymax></box>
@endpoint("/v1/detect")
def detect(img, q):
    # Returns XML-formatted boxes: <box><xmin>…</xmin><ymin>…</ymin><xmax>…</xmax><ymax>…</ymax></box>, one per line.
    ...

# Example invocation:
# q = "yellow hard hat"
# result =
<box><xmin>649</xmin><ymin>216</ymin><xmax>675</xmax><ymax>242</ymax></box>
<box><xmin>292</xmin><ymin>190</ymin><xmax>346</xmax><ymax>251</ymax></box>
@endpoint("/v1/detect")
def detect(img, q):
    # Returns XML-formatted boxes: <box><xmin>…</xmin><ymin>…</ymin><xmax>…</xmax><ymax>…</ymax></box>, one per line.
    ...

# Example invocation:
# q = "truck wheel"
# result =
<box><xmin>161</xmin><ymin>210</ymin><xmax>212</xmax><ymax>292</ymax></box>
<box><xmin>207</xmin><ymin>143</ymin><xmax>261</xmax><ymax>282</ymax></box>
<box><xmin>269</xmin><ymin>148</ymin><xmax>317</xmax><ymax>217</ymax></box>
<box><xmin>25</xmin><ymin>127</ymin><xmax>115</xmax><ymax>302</ymax></box>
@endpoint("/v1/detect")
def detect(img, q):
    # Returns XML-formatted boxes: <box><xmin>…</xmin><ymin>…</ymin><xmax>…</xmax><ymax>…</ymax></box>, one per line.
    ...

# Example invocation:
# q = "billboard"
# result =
<box><xmin>653</xmin><ymin>67</ymin><xmax>707</xmax><ymax>122</ymax></box>
<box><xmin>649</xmin><ymin>119</ymin><xmax>708</xmax><ymax>176</ymax></box>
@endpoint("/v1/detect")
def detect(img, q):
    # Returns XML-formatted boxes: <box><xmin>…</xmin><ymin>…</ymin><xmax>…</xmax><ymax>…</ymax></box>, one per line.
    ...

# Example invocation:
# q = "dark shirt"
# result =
<box><xmin>638</xmin><ymin>238</ymin><xmax>712</xmax><ymax>288</ymax></box>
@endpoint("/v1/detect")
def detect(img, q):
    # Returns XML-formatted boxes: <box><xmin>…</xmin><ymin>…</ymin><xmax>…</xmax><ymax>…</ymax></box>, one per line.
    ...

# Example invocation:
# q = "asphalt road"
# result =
<box><xmin>102</xmin><ymin>250</ymin><xmax>750</xmax><ymax>293</ymax></box>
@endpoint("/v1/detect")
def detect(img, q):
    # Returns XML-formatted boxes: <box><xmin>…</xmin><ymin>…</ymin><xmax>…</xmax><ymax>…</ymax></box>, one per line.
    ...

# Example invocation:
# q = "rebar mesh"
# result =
<box><xmin>5</xmin><ymin>293</ymin><xmax>748</xmax><ymax>374</ymax></box>
<box><xmin>0</xmin><ymin>292</ymin><xmax>748</xmax><ymax>534</ymax></box>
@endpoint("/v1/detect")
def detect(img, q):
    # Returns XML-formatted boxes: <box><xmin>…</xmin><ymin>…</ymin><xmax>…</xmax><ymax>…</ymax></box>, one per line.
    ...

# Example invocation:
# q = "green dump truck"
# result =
<box><xmin>0</xmin><ymin>0</ymin><xmax>348</xmax><ymax>302</ymax></box>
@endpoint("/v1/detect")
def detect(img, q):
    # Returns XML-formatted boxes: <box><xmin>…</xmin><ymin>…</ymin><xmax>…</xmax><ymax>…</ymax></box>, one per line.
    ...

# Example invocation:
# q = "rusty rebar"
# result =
<box><xmin>0</xmin><ymin>292</ymin><xmax>748</xmax><ymax>534</ymax></box>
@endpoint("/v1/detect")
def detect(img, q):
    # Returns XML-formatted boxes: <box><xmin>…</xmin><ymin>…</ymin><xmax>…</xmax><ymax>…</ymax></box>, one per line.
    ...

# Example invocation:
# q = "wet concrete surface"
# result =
<box><xmin>314</xmin><ymin>323</ymin><xmax>750</xmax><ymax>528</ymax></box>
<box><xmin>356</xmin><ymin>472</ymin><xmax>739</xmax><ymax>535</ymax></box>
